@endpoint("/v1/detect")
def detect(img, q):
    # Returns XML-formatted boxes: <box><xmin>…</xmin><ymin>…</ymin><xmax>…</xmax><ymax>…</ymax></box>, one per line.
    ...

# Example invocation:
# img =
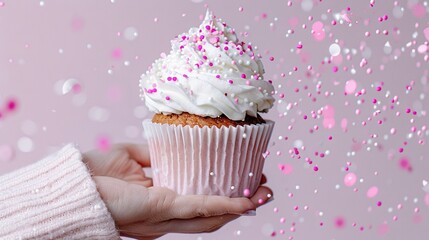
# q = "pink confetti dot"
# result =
<box><xmin>345</xmin><ymin>80</ymin><xmax>357</xmax><ymax>94</ymax></box>
<box><xmin>344</xmin><ymin>172</ymin><xmax>357</xmax><ymax>187</ymax></box>
<box><xmin>378</xmin><ymin>223</ymin><xmax>389</xmax><ymax>235</ymax></box>
<box><xmin>334</xmin><ymin>216</ymin><xmax>345</xmax><ymax>228</ymax></box>
<box><xmin>323</xmin><ymin>118</ymin><xmax>335</xmax><ymax>129</ymax></box>
<box><xmin>111</xmin><ymin>48</ymin><xmax>122</xmax><ymax>59</ymax></box>
<box><xmin>278</xmin><ymin>163</ymin><xmax>293</xmax><ymax>174</ymax></box>
<box><xmin>6</xmin><ymin>98</ymin><xmax>17</xmax><ymax>112</ymax></box>
<box><xmin>313</xmin><ymin>30</ymin><xmax>326</xmax><ymax>41</ymax></box>
<box><xmin>312</xmin><ymin>21</ymin><xmax>324</xmax><ymax>31</ymax></box>
<box><xmin>399</xmin><ymin>157</ymin><xmax>412</xmax><ymax>172</ymax></box>
<box><xmin>424</xmin><ymin>27</ymin><xmax>429</xmax><ymax>41</ymax></box>
<box><xmin>367</xmin><ymin>186</ymin><xmax>378</xmax><ymax>198</ymax></box>
<box><xmin>412</xmin><ymin>3</ymin><xmax>426</xmax><ymax>18</ymax></box>
<box><xmin>0</xmin><ymin>145</ymin><xmax>14</xmax><ymax>162</ymax></box>
<box><xmin>96</xmin><ymin>135</ymin><xmax>111</xmax><ymax>152</ymax></box>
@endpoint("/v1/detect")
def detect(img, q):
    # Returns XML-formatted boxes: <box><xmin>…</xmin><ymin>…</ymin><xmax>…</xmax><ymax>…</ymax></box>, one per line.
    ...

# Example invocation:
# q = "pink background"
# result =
<box><xmin>1</xmin><ymin>1</ymin><xmax>428</xmax><ymax>239</ymax></box>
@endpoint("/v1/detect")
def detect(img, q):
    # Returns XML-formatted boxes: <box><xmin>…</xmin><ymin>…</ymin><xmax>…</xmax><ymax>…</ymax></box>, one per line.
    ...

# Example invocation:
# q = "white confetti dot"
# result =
<box><xmin>88</xmin><ymin>106</ymin><xmax>110</xmax><ymax>122</ymax></box>
<box><xmin>301</xmin><ymin>0</ymin><xmax>313</xmax><ymax>11</ymax></box>
<box><xmin>329</xmin><ymin>43</ymin><xmax>341</xmax><ymax>56</ymax></box>
<box><xmin>134</xmin><ymin>106</ymin><xmax>149</xmax><ymax>119</ymax></box>
<box><xmin>18</xmin><ymin>137</ymin><xmax>34</xmax><ymax>153</ymax></box>
<box><xmin>72</xmin><ymin>93</ymin><xmax>87</xmax><ymax>106</ymax></box>
<box><xmin>384</xmin><ymin>41</ymin><xmax>392</xmax><ymax>54</ymax></box>
<box><xmin>261</xmin><ymin>223</ymin><xmax>274</xmax><ymax>236</ymax></box>
<box><xmin>392</xmin><ymin>6</ymin><xmax>404</xmax><ymax>18</ymax></box>
<box><xmin>62</xmin><ymin>78</ymin><xmax>79</xmax><ymax>95</ymax></box>
<box><xmin>21</xmin><ymin>120</ymin><xmax>38</xmax><ymax>136</ymax></box>
<box><xmin>123</xmin><ymin>27</ymin><xmax>138</xmax><ymax>41</ymax></box>
<box><xmin>125</xmin><ymin>125</ymin><xmax>139</xmax><ymax>138</ymax></box>
<box><xmin>293</xmin><ymin>139</ymin><xmax>303</xmax><ymax>148</ymax></box>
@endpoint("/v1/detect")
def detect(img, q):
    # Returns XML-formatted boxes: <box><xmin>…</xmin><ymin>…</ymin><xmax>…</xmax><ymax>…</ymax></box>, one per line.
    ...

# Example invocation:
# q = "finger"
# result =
<box><xmin>121</xmin><ymin>214</ymin><xmax>238</xmax><ymax>236</ymax></box>
<box><xmin>119</xmin><ymin>143</ymin><xmax>151</xmax><ymax>167</ymax></box>
<box><xmin>161</xmin><ymin>214</ymin><xmax>239</xmax><ymax>234</ymax></box>
<box><xmin>170</xmin><ymin>194</ymin><xmax>255</xmax><ymax>219</ymax></box>
<box><xmin>260</xmin><ymin>174</ymin><xmax>267</xmax><ymax>184</ymax></box>
<box><xmin>129</xmin><ymin>177</ymin><xmax>153</xmax><ymax>188</ymax></box>
<box><xmin>250</xmin><ymin>185</ymin><xmax>273</xmax><ymax>206</ymax></box>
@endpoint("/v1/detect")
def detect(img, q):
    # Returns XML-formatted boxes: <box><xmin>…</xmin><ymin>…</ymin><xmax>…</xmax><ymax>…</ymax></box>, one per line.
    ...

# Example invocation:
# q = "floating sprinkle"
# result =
<box><xmin>367</xmin><ymin>186</ymin><xmax>379</xmax><ymax>198</ymax></box>
<box><xmin>344</xmin><ymin>172</ymin><xmax>357</xmax><ymax>187</ymax></box>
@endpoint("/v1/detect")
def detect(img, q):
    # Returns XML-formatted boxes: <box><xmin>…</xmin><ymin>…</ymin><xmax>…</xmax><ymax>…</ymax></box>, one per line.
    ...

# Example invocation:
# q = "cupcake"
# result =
<box><xmin>140</xmin><ymin>11</ymin><xmax>275</xmax><ymax>197</ymax></box>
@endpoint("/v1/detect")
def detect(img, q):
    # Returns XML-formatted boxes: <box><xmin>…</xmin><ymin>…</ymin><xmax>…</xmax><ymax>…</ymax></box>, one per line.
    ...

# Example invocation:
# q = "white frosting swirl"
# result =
<box><xmin>139</xmin><ymin>11</ymin><xmax>275</xmax><ymax>121</ymax></box>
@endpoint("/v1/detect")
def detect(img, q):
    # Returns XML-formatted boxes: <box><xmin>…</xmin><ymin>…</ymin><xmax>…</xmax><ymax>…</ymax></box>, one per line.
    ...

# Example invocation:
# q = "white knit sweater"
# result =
<box><xmin>0</xmin><ymin>144</ymin><xmax>120</xmax><ymax>239</ymax></box>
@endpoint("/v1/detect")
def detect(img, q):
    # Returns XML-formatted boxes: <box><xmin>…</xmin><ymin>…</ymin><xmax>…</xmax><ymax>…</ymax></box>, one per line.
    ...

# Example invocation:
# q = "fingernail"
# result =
<box><xmin>241</xmin><ymin>210</ymin><xmax>256</xmax><ymax>216</ymax></box>
<box><xmin>265</xmin><ymin>197</ymin><xmax>275</xmax><ymax>204</ymax></box>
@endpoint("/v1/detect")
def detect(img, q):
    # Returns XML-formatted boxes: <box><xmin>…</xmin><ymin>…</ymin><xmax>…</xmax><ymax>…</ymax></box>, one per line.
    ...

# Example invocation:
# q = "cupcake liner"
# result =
<box><xmin>143</xmin><ymin>119</ymin><xmax>274</xmax><ymax>197</ymax></box>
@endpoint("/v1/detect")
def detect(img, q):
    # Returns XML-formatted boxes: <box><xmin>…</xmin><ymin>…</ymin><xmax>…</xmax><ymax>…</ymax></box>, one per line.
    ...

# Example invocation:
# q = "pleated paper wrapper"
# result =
<box><xmin>143</xmin><ymin>119</ymin><xmax>274</xmax><ymax>197</ymax></box>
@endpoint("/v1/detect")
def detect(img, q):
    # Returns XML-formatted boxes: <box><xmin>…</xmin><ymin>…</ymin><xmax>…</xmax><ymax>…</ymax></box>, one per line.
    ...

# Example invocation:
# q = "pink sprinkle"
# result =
<box><xmin>312</xmin><ymin>21</ymin><xmax>324</xmax><ymax>31</ymax></box>
<box><xmin>111</xmin><ymin>48</ymin><xmax>122</xmax><ymax>59</ymax></box>
<box><xmin>215</xmin><ymin>75</ymin><xmax>221</xmax><ymax>79</ymax></box>
<box><xmin>243</xmin><ymin>189</ymin><xmax>250</xmax><ymax>197</ymax></box>
<box><xmin>345</xmin><ymin>79</ymin><xmax>357</xmax><ymax>94</ymax></box>
<box><xmin>424</xmin><ymin>27</ymin><xmax>429</xmax><ymax>41</ymax></box>
<box><xmin>205</xmin><ymin>25</ymin><xmax>211</xmax><ymax>30</ymax></box>
<box><xmin>313</xmin><ymin>30</ymin><xmax>326</xmax><ymax>41</ymax></box>
<box><xmin>165</xmin><ymin>96</ymin><xmax>170</xmax><ymax>101</ymax></box>
<box><xmin>377</xmin><ymin>201</ymin><xmax>382</xmax><ymax>207</ymax></box>
<box><xmin>269</xmin><ymin>56</ymin><xmax>274</xmax><ymax>61</ymax></box>
<box><xmin>412</xmin><ymin>3</ymin><xmax>426</xmax><ymax>18</ymax></box>
<box><xmin>367</xmin><ymin>186</ymin><xmax>379</xmax><ymax>198</ymax></box>
<box><xmin>344</xmin><ymin>172</ymin><xmax>357</xmax><ymax>187</ymax></box>
<box><xmin>278</xmin><ymin>163</ymin><xmax>293</xmax><ymax>174</ymax></box>
<box><xmin>0</xmin><ymin>144</ymin><xmax>14</xmax><ymax>162</ymax></box>
<box><xmin>398</xmin><ymin>157</ymin><xmax>412</xmax><ymax>172</ymax></box>
<box><xmin>228</xmin><ymin>80</ymin><xmax>234</xmax><ymax>84</ymax></box>
<box><xmin>332</xmin><ymin>66</ymin><xmax>339</xmax><ymax>72</ymax></box>
<box><xmin>6</xmin><ymin>99</ymin><xmax>17</xmax><ymax>112</ymax></box>
<box><xmin>334</xmin><ymin>217</ymin><xmax>345</xmax><ymax>228</ymax></box>
<box><xmin>313</xmin><ymin>166</ymin><xmax>319</xmax><ymax>171</ymax></box>
<box><xmin>296</xmin><ymin>44</ymin><xmax>303</xmax><ymax>49</ymax></box>
<box><xmin>209</xmin><ymin>37</ymin><xmax>219</xmax><ymax>44</ymax></box>
<box><xmin>241</xmin><ymin>73</ymin><xmax>247</xmax><ymax>79</ymax></box>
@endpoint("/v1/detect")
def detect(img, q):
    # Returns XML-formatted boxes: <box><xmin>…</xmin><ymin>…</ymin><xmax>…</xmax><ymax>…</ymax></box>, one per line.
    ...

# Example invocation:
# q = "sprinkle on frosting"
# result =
<box><xmin>139</xmin><ymin>10</ymin><xmax>275</xmax><ymax>121</ymax></box>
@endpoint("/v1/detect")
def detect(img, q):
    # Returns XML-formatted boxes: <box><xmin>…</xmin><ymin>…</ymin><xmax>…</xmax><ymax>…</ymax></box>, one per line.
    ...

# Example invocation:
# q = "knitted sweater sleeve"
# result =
<box><xmin>0</xmin><ymin>144</ymin><xmax>120</xmax><ymax>239</ymax></box>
